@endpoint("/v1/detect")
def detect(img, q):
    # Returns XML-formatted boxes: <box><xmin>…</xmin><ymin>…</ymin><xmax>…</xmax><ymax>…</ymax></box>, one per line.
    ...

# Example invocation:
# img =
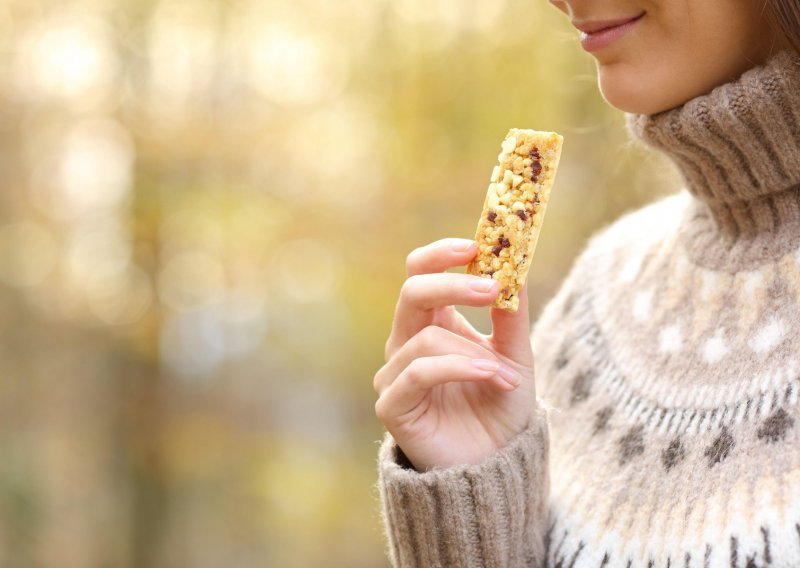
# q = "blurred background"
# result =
<box><xmin>0</xmin><ymin>0</ymin><xmax>678</xmax><ymax>566</ymax></box>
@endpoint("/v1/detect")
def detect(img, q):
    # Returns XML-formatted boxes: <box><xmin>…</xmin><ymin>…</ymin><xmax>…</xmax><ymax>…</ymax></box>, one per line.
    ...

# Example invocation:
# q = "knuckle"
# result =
<box><xmin>374</xmin><ymin>397</ymin><xmax>388</xmax><ymax>422</ymax></box>
<box><xmin>414</xmin><ymin>325</ymin><xmax>442</xmax><ymax>352</ymax></box>
<box><xmin>405</xmin><ymin>247</ymin><xmax>423</xmax><ymax>275</ymax></box>
<box><xmin>399</xmin><ymin>274</ymin><xmax>420</xmax><ymax>303</ymax></box>
<box><xmin>373</xmin><ymin>362</ymin><xmax>392</xmax><ymax>395</ymax></box>
<box><xmin>404</xmin><ymin>358</ymin><xmax>426</xmax><ymax>387</ymax></box>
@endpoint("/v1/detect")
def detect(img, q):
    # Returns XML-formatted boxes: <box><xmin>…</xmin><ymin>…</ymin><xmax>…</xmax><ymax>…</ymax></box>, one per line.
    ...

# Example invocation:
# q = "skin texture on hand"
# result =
<box><xmin>374</xmin><ymin>238</ymin><xmax>539</xmax><ymax>471</ymax></box>
<box><xmin>548</xmin><ymin>0</ymin><xmax>787</xmax><ymax>114</ymax></box>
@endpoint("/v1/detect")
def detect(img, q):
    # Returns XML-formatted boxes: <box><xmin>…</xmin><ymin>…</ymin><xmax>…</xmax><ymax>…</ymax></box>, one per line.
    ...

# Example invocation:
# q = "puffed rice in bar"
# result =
<box><xmin>466</xmin><ymin>128</ymin><xmax>563</xmax><ymax>312</ymax></box>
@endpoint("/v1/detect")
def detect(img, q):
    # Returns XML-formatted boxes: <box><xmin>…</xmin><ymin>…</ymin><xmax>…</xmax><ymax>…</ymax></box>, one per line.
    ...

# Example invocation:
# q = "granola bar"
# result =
<box><xmin>466</xmin><ymin>128</ymin><xmax>563</xmax><ymax>312</ymax></box>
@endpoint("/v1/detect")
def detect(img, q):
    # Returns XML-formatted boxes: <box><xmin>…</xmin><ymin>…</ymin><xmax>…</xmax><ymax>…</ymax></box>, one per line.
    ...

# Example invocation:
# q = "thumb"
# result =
<box><xmin>489</xmin><ymin>281</ymin><xmax>534</xmax><ymax>365</ymax></box>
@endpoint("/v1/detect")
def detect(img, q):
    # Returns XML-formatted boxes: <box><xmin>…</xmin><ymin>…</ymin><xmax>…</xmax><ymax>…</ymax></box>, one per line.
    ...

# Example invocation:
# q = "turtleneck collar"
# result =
<box><xmin>626</xmin><ymin>50</ymin><xmax>800</xmax><ymax>269</ymax></box>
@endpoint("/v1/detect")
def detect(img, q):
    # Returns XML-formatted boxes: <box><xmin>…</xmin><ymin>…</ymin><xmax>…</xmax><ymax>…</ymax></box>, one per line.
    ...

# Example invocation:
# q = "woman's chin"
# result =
<box><xmin>595</xmin><ymin>55</ymin><xmax>770</xmax><ymax>115</ymax></box>
<box><xmin>596</xmin><ymin>65</ymin><xmax>689</xmax><ymax>115</ymax></box>
<box><xmin>600</xmin><ymin>92</ymin><xmax>671</xmax><ymax>115</ymax></box>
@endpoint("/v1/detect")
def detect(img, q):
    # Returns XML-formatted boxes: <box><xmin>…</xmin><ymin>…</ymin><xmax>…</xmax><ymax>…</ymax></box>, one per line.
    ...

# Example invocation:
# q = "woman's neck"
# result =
<box><xmin>626</xmin><ymin>49</ymin><xmax>800</xmax><ymax>270</ymax></box>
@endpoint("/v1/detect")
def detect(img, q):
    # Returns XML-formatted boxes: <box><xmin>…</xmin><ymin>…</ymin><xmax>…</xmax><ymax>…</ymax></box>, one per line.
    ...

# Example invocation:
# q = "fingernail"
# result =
<box><xmin>496</xmin><ymin>364</ymin><xmax>522</xmax><ymax>387</ymax></box>
<box><xmin>469</xmin><ymin>278</ymin><xmax>498</xmax><ymax>293</ymax></box>
<box><xmin>471</xmin><ymin>359</ymin><xmax>500</xmax><ymax>373</ymax></box>
<box><xmin>452</xmin><ymin>240</ymin><xmax>477</xmax><ymax>253</ymax></box>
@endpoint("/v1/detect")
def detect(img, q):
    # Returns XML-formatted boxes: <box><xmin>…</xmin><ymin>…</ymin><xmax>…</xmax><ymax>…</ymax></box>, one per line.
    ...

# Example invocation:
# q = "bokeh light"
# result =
<box><xmin>246</xmin><ymin>26</ymin><xmax>349</xmax><ymax>106</ymax></box>
<box><xmin>0</xmin><ymin>0</ymin><xmax>677</xmax><ymax>566</ymax></box>
<box><xmin>15</xmin><ymin>15</ymin><xmax>117</xmax><ymax>106</ymax></box>
<box><xmin>32</xmin><ymin>118</ymin><xmax>134</xmax><ymax>220</ymax></box>
<box><xmin>160</xmin><ymin>306</ymin><xmax>227</xmax><ymax>378</ymax></box>
<box><xmin>146</xmin><ymin>0</ymin><xmax>219</xmax><ymax>120</ymax></box>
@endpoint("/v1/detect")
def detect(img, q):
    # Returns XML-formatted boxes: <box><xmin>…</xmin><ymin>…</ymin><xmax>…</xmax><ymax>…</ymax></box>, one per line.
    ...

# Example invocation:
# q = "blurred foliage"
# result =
<box><xmin>0</xmin><ymin>0</ymin><xmax>678</xmax><ymax>566</ymax></box>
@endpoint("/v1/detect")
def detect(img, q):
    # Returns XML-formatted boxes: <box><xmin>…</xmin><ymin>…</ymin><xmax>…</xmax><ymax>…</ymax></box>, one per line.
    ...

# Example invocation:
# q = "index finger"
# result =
<box><xmin>405</xmin><ymin>238</ymin><xmax>477</xmax><ymax>277</ymax></box>
<box><xmin>385</xmin><ymin>272</ymin><xmax>499</xmax><ymax>359</ymax></box>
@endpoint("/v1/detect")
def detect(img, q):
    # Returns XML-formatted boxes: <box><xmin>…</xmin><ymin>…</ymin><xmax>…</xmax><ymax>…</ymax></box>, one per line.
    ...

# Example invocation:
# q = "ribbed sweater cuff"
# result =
<box><xmin>377</xmin><ymin>409</ymin><xmax>549</xmax><ymax>568</ymax></box>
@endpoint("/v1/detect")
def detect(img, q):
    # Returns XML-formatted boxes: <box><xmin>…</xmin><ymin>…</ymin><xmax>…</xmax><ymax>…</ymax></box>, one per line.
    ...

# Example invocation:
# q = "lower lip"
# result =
<box><xmin>579</xmin><ymin>15</ymin><xmax>643</xmax><ymax>52</ymax></box>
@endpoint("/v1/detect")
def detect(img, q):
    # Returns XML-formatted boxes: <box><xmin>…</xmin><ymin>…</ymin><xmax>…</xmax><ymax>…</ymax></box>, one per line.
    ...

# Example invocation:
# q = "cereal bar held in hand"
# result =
<box><xmin>466</xmin><ymin>129</ymin><xmax>563</xmax><ymax>312</ymax></box>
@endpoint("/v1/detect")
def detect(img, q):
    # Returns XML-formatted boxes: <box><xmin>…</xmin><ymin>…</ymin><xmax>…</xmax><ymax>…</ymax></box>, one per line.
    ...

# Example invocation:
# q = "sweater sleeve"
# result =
<box><xmin>376</xmin><ymin>408</ymin><xmax>550</xmax><ymax>568</ymax></box>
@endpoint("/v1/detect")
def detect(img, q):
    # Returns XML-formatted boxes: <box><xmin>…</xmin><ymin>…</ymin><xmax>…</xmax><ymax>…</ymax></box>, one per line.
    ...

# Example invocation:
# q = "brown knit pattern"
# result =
<box><xmin>377</xmin><ymin>50</ymin><xmax>800</xmax><ymax>567</ymax></box>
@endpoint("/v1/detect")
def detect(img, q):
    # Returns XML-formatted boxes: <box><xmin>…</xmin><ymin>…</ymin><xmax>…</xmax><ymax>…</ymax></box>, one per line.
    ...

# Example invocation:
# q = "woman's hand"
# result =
<box><xmin>374</xmin><ymin>237</ymin><xmax>537</xmax><ymax>472</ymax></box>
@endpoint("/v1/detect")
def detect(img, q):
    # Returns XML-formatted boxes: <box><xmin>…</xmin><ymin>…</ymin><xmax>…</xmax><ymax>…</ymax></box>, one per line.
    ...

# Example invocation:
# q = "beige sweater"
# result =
<box><xmin>376</xmin><ymin>50</ymin><xmax>800</xmax><ymax>567</ymax></box>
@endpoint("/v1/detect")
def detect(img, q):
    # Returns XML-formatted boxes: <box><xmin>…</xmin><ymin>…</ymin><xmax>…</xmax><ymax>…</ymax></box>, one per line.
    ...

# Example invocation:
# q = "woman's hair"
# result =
<box><xmin>766</xmin><ymin>0</ymin><xmax>800</xmax><ymax>55</ymax></box>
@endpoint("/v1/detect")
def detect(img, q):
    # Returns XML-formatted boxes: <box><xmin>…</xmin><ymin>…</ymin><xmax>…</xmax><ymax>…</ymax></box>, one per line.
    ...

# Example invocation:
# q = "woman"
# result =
<box><xmin>374</xmin><ymin>0</ymin><xmax>800</xmax><ymax>565</ymax></box>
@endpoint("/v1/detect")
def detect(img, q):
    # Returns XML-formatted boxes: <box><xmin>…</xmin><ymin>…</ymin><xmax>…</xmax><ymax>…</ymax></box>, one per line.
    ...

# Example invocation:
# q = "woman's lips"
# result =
<box><xmin>575</xmin><ymin>13</ymin><xmax>645</xmax><ymax>52</ymax></box>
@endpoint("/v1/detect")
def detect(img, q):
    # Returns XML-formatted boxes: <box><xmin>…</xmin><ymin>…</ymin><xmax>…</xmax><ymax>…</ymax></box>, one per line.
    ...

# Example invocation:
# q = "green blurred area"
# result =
<box><xmin>0</xmin><ymin>0</ymin><xmax>677</xmax><ymax>566</ymax></box>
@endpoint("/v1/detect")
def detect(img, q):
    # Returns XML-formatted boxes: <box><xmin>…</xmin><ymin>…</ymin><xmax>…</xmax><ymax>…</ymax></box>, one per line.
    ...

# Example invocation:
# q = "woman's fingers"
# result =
<box><xmin>385</xmin><ymin>272</ymin><xmax>499</xmax><ymax>359</ymax></box>
<box><xmin>489</xmin><ymin>281</ymin><xmax>534</xmax><ymax>365</ymax></box>
<box><xmin>384</xmin><ymin>238</ymin><xmax>490</xmax><ymax>359</ymax></box>
<box><xmin>374</xmin><ymin>325</ymin><xmax>497</xmax><ymax>395</ymax></box>
<box><xmin>374</xmin><ymin>354</ymin><xmax>518</xmax><ymax>427</ymax></box>
<box><xmin>405</xmin><ymin>238</ymin><xmax>478</xmax><ymax>277</ymax></box>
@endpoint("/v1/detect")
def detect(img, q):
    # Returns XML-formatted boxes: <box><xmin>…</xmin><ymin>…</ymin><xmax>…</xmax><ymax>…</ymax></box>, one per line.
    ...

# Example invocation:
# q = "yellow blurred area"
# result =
<box><xmin>0</xmin><ymin>0</ymin><xmax>678</xmax><ymax>566</ymax></box>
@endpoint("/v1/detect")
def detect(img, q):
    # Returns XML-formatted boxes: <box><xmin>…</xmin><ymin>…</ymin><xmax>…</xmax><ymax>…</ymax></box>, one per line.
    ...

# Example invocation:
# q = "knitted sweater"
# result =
<box><xmin>376</xmin><ymin>50</ymin><xmax>800</xmax><ymax>567</ymax></box>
